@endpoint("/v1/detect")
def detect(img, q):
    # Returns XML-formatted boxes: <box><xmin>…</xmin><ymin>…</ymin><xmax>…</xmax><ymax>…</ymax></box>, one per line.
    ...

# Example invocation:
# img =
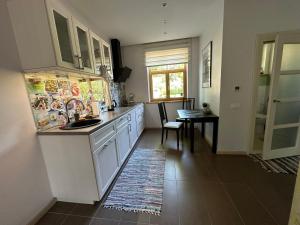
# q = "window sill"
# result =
<box><xmin>146</xmin><ymin>99</ymin><xmax>186</xmax><ymax>104</ymax></box>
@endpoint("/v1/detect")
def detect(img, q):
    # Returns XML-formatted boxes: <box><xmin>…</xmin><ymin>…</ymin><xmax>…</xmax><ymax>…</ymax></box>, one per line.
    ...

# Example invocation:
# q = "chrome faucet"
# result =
<box><xmin>65</xmin><ymin>98</ymin><xmax>85</xmax><ymax>123</ymax></box>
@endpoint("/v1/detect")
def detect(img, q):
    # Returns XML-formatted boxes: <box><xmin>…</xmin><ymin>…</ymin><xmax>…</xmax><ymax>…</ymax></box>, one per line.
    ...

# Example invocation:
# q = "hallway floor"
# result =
<box><xmin>37</xmin><ymin>129</ymin><xmax>296</xmax><ymax>225</ymax></box>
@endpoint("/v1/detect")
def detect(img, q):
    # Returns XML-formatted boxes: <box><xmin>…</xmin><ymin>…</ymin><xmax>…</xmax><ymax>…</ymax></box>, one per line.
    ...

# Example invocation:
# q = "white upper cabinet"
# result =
<box><xmin>7</xmin><ymin>0</ymin><xmax>111</xmax><ymax>76</ymax></box>
<box><xmin>72</xmin><ymin>19</ymin><xmax>94</xmax><ymax>73</ymax></box>
<box><xmin>102</xmin><ymin>41</ymin><xmax>114</xmax><ymax>79</ymax></box>
<box><xmin>47</xmin><ymin>3</ymin><xmax>79</xmax><ymax>70</ymax></box>
<box><xmin>90</xmin><ymin>32</ymin><xmax>103</xmax><ymax>75</ymax></box>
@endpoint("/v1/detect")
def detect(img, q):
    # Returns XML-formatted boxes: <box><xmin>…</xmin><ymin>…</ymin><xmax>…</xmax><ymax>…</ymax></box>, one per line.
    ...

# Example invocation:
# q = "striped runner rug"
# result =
<box><xmin>103</xmin><ymin>148</ymin><xmax>166</xmax><ymax>215</ymax></box>
<box><xmin>250</xmin><ymin>154</ymin><xmax>300</xmax><ymax>175</ymax></box>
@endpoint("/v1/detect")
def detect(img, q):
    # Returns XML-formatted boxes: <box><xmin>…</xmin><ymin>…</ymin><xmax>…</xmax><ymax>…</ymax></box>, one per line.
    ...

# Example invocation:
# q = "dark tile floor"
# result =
<box><xmin>36</xmin><ymin>129</ymin><xmax>296</xmax><ymax>225</ymax></box>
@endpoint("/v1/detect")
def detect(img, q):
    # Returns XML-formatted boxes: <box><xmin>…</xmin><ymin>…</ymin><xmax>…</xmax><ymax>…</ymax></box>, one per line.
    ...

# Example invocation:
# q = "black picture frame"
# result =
<box><xmin>202</xmin><ymin>41</ymin><xmax>212</xmax><ymax>88</ymax></box>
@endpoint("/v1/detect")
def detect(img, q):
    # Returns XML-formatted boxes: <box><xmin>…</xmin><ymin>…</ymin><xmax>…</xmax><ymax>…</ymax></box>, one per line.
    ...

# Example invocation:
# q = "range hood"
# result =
<box><xmin>111</xmin><ymin>39</ymin><xmax>132</xmax><ymax>83</ymax></box>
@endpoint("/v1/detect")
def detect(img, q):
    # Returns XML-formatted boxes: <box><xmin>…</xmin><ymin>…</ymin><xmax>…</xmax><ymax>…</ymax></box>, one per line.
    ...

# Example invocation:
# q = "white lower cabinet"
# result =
<box><xmin>116</xmin><ymin>124</ymin><xmax>131</xmax><ymax>165</ymax></box>
<box><xmin>93</xmin><ymin>135</ymin><xmax>119</xmax><ymax>197</ymax></box>
<box><xmin>38</xmin><ymin>104</ymin><xmax>144</xmax><ymax>204</ymax></box>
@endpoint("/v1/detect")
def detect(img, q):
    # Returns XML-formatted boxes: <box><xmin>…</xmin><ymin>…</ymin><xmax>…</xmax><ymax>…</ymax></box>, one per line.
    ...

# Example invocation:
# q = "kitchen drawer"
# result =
<box><xmin>127</xmin><ymin>110</ymin><xmax>134</xmax><ymax>123</ymax></box>
<box><xmin>116</xmin><ymin>115</ymin><xmax>128</xmax><ymax>130</ymax></box>
<box><xmin>90</xmin><ymin>123</ymin><xmax>116</xmax><ymax>152</ymax></box>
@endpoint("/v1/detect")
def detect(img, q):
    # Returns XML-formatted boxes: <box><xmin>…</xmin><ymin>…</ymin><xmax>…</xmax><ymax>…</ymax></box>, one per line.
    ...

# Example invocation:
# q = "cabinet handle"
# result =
<box><xmin>129</xmin><ymin>124</ymin><xmax>131</xmax><ymax>132</ymax></box>
<box><xmin>273</xmin><ymin>99</ymin><xmax>281</xmax><ymax>103</ymax></box>
<box><xmin>74</xmin><ymin>55</ymin><xmax>81</xmax><ymax>69</ymax></box>
<box><xmin>74</xmin><ymin>55</ymin><xmax>84</xmax><ymax>70</ymax></box>
<box><xmin>128</xmin><ymin>114</ymin><xmax>131</xmax><ymax>121</ymax></box>
<box><xmin>103</xmin><ymin>139</ymin><xmax>113</xmax><ymax>149</ymax></box>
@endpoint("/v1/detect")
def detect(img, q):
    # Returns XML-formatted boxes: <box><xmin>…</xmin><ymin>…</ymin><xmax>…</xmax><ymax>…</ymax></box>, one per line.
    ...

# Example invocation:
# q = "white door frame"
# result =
<box><xmin>248</xmin><ymin>33</ymin><xmax>276</xmax><ymax>155</ymax></box>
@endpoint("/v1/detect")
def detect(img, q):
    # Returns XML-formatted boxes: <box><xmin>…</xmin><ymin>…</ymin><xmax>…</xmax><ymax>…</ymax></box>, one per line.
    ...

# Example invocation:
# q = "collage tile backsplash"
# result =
<box><xmin>24</xmin><ymin>71</ymin><xmax>122</xmax><ymax>131</ymax></box>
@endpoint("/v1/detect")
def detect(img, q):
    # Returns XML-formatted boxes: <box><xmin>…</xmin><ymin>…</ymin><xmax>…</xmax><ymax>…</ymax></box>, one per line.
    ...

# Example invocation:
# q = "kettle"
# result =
<box><xmin>108</xmin><ymin>100</ymin><xmax>118</xmax><ymax>111</ymax></box>
<box><xmin>112</xmin><ymin>100</ymin><xmax>117</xmax><ymax>108</ymax></box>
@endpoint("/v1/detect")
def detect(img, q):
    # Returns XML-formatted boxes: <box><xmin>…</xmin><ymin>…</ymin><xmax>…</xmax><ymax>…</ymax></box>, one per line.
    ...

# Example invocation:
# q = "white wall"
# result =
<box><xmin>218</xmin><ymin>0</ymin><xmax>300</xmax><ymax>153</ymax></box>
<box><xmin>198</xmin><ymin>0</ymin><xmax>224</xmax><ymax>144</ymax></box>
<box><xmin>0</xmin><ymin>1</ymin><xmax>53</xmax><ymax>225</ymax></box>
<box><xmin>122</xmin><ymin>38</ymin><xmax>199</xmax><ymax>128</ymax></box>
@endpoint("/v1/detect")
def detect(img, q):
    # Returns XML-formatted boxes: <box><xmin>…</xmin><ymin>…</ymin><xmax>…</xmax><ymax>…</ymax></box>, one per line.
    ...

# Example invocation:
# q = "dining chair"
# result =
<box><xmin>177</xmin><ymin>98</ymin><xmax>195</xmax><ymax>136</ymax></box>
<box><xmin>158</xmin><ymin>102</ymin><xmax>183</xmax><ymax>150</ymax></box>
<box><xmin>182</xmin><ymin>97</ymin><xmax>195</xmax><ymax>110</ymax></box>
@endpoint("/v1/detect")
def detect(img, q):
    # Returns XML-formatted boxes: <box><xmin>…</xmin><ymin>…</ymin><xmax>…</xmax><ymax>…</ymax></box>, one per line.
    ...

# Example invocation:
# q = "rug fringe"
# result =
<box><xmin>102</xmin><ymin>205</ymin><xmax>161</xmax><ymax>216</ymax></box>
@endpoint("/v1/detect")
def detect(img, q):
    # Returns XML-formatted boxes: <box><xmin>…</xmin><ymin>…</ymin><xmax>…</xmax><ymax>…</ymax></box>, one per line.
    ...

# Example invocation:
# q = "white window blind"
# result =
<box><xmin>145</xmin><ymin>48</ymin><xmax>189</xmax><ymax>67</ymax></box>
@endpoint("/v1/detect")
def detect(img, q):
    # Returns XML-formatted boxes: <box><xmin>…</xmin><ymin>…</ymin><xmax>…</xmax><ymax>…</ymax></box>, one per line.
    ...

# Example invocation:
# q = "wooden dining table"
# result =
<box><xmin>177</xmin><ymin>109</ymin><xmax>219</xmax><ymax>153</ymax></box>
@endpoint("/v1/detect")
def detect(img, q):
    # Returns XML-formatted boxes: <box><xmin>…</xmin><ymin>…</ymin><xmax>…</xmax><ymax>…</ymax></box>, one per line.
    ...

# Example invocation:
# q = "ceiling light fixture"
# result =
<box><xmin>161</xmin><ymin>2</ymin><xmax>168</xmax><ymax>35</ymax></box>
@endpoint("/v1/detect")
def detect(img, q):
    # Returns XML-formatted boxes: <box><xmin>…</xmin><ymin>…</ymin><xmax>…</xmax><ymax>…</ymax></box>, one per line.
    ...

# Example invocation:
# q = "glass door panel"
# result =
<box><xmin>77</xmin><ymin>27</ymin><xmax>92</xmax><ymax>69</ymax></box>
<box><xmin>271</xmin><ymin>127</ymin><xmax>298</xmax><ymax>150</ymax></box>
<box><xmin>53</xmin><ymin>10</ymin><xmax>74</xmax><ymax>64</ymax></box>
<box><xmin>277</xmin><ymin>74</ymin><xmax>300</xmax><ymax>98</ymax></box>
<box><xmin>274</xmin><ymin>101</ymin><xmax>300</xmax><ymax>125</ymax></box>
<box><xmin>91</xmin><ymin>37</ymin><xmax>102</xmax><ymax>75</ymax></box>
<box><xmin>103</xmin><ymin>45</ymin><xmax>112</xmax><ymax>73</ymax></box>
<box><xmin>73</xmin><ymin>19</ymin><xmax>93</xmax><ymax>73</ymax></box>
<box><xmin>281</xmin><ymin>44</ymin><xmax>300</xmax><ymax>72</ymax></box>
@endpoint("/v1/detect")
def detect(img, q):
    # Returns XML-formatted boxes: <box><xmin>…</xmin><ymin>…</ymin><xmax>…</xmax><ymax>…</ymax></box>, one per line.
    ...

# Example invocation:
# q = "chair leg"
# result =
<box><xmin>176</xmin><ymin>130</ymin><xmax>179</xmax><ymax>150</ymax></box>
<box><xmin>185</xmin><ymin>120</ymin><xmax>188</xmax><ymax>137</ymax></box>
<box><xmin>166</xmin><ymin>130</ymin><xmax>168</xmax><ymax>139</ymax></box>
<box><xmin>161</xmin><ymin>128</ymin><xmax>164</xmax><ymax>144</ymax></box>
<box><xmin>181</xmin><ymin>126</ymin><xmax>184</xmax><ymax>141</ymax></box>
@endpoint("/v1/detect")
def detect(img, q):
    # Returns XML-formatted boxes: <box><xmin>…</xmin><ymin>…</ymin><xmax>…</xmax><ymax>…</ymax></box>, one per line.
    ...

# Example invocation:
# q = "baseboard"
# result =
<box><xmin>28</xmin><ymin>198</ymin><xmax>57</xmax><ymax>225</ymax></box>
<box><xmin>250</xmin><ymin>150</ymin><xmax>263</xmax><ymax>154</ymax></box>
<box><xmin>217</xmin><ymin>150</ymin><xmax>248</xmax><ymax>155</ymax></box>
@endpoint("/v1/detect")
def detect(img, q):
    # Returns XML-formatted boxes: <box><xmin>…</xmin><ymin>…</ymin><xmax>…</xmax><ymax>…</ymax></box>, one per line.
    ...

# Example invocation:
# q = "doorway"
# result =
<box><xmin>251</xmin><ymin>31</ymin><xmax>300</xmax><ymax>160</ymax></box>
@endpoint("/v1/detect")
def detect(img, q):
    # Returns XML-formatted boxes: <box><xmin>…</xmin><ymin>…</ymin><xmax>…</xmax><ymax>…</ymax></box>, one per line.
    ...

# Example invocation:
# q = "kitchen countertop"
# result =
<box><xmin>37</xmin><ymin>103</ymin><xmax>143</xmax><ymax>135</ymax></box>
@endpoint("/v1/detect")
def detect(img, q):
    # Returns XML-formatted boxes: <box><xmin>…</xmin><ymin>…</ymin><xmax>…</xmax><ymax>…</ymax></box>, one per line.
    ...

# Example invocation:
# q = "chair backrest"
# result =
<box><xmin>158</xmin><ymin>102</ymin><xmax>168</xmax><ymax>127</ymax></box>
<box><xmin>182</xmin><ymin>98</ymin><xmax>195</xmax><ymax>110</ymax></box>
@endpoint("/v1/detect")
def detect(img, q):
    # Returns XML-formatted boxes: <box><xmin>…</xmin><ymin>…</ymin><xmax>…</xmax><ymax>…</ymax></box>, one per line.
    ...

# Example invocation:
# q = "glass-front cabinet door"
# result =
<box><xmin>90</xmin><ymin>32</ymin><xmax>103</xmax><ymax>75</ymax></box>
<box><xmin>47</xmin><ymin>3</ymin><xmax>79</xmax><ymax>69</ymax></box>
<box><xmin>101</xmin><ymin>41</ymin><xmax>113</xmax><ymax>78</ymax></box>
<box><xmin>72</xmin><ymin>19</ymin><xmax>94</xmax><ymax>73</ymax></box>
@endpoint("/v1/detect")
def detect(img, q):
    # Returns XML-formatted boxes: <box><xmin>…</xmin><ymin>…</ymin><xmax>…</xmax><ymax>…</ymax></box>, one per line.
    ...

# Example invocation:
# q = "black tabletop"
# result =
<box><xmin>177</xmin><ymin>109</ymin><xmax>218</xmax><ymax>119</ymax></box>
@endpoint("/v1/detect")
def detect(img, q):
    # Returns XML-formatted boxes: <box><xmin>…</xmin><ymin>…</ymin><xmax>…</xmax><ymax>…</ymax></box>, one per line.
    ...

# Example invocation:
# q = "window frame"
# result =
<box><xmin>148</xmin><ymin>64</ymin><xmax>187</xmax><ymax>102</ymax></box>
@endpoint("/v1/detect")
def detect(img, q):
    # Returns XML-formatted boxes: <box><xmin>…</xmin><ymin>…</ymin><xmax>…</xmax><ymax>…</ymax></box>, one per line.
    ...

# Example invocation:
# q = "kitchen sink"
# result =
<box><xmin>60</xmin><ymin>119</ymin><xmax>101</xmax><ymax>130</ymax></box>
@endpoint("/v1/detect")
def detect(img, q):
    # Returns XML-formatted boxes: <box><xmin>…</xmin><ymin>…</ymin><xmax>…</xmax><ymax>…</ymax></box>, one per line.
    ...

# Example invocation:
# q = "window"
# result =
<box><xmin>78</xmin><ymin>77</ymin><xmax>110</xmax><ymax>103</ymax></box>
<box><xmin>149</xmin><ymin>64</ymin><xmax>187</xmax><ymax>101</ymax></box>
<box><xmin>145</xmin><ymin>47</ymin><xmax>189</xmax><ymax>102</ymax></box>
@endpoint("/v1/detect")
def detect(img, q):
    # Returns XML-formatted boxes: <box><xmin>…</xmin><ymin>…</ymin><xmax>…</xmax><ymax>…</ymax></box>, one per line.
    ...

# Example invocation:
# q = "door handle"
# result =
<box><xmin>273</xmin><ymin>99</ymin><xmax>281</xmax><ymax>103</ymax></box>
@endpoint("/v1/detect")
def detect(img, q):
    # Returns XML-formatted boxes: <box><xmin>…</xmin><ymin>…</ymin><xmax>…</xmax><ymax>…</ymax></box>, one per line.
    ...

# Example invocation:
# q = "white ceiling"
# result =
<box><xmin>66</xmin><ymin>0</ymin><xmax>219</xmax><ymax>46</ymax></box>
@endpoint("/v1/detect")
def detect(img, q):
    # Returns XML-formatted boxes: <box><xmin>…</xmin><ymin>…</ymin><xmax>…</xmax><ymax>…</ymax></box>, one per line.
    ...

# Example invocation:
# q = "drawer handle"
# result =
<box><xmin>103</xmin><ymin>140</ymin><xmax>113</xmax><ymax>149</ymax></box>
<box><xmin>128</xmin><ymin>114</ymin><xmax>131</xmax><ymax>121</ymax></box>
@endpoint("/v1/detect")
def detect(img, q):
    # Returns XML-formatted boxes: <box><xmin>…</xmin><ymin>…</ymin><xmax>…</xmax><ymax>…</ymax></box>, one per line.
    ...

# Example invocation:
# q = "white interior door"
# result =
<box><xmin>263</xmin><ymin>33</ymin><xmax>300</xmax><ymax>160</ymax></box>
